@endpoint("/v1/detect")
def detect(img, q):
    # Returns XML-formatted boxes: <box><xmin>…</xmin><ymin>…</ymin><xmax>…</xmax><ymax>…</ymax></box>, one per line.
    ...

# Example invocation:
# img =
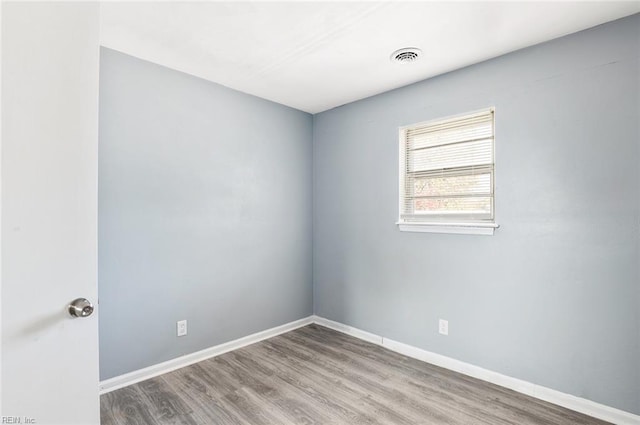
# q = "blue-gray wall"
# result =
<box><xmin>98</xmin><ymin>48</ymin><xmax>313</xmax><ymax>379</ymax></box>
<box><xmin>313</xmin><ymin>15</ymin><xmax>639</xmax><ymax>414</ymax></box>
<box><xmin>99</xmin><ymin>15</ymin><xmax>639</xmax><ymax>415</ymax></box>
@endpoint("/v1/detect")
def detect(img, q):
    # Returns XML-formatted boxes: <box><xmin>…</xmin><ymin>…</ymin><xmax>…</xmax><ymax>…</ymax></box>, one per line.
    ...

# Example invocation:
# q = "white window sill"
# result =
<box><xmin>397</xmin><ymin>222</ymin><xmax>499</xmax><ymax>235</ymax></box>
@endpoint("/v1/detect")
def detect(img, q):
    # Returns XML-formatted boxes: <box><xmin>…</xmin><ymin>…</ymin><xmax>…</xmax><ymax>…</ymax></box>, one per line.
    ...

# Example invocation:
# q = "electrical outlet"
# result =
<box><xmin>177</xmin><ymin>320</ymin><xmax>187</xmax><ymax>337</ymax></box>
<box><xmin>439</xmin><ymin>319</ymin><xmax>449</xmax><ymax>336</ymax></box>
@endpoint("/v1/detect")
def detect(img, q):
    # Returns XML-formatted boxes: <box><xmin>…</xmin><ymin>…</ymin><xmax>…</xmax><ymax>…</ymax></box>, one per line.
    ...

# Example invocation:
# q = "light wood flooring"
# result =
<box><xmin>100</xmin><ymin>324</ymin><xmax>610</xmax><ymax>425</ymax></box>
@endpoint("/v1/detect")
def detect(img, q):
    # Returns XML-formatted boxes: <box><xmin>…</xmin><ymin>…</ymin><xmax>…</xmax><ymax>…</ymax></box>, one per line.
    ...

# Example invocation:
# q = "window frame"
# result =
<box><xmin>397</xmin><ymin>108</ymin><xmax>499</xmax><ymax>236</ymax></box>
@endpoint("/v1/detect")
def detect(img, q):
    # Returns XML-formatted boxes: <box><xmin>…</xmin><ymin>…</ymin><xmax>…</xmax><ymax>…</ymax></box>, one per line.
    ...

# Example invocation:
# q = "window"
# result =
<box><xmin>398</xmin><ymin>108</ymin><xmax>498</xmax><ymax>235</ymax></box>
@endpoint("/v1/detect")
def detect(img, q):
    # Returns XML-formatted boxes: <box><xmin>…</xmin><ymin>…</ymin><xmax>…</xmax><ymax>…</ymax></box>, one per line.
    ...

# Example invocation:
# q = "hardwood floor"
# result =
<box><xmin>101</xmin><ymin>324</ymin><xmax>610</xmax><ymax>425</ymax></box>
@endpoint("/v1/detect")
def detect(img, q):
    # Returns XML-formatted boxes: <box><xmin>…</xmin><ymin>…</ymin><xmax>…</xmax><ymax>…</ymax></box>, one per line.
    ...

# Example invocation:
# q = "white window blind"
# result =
<box><xmin>399</xmin><ymin>108</ymin><xmax>495</xmax><ymax>226</ymax></box>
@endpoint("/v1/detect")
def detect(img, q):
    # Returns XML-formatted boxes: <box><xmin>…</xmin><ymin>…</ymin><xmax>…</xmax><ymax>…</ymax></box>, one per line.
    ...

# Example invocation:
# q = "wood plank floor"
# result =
<box><xmin>101</xmin><ymin>324</ymin><xmax>610</xmax><ymax>425</ymax></box>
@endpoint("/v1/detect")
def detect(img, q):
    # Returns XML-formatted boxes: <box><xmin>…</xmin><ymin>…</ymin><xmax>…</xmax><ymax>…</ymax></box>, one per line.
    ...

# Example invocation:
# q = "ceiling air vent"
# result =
<box><xmin>390</xmin><ymin>47</ymin><xmax>422</xmax><ymax>64</ymax></box>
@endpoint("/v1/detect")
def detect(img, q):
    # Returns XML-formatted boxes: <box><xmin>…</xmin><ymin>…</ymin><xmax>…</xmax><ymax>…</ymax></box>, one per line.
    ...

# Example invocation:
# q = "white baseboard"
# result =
<box><xmin>100</xmin><ymin>314</ymin><xmax>639</xmax><ymax>425</ymax></box>
<box><xmin>312</xmin><ymin>315</ymin><xmax>640</xmax><ymax>425</ymax></box>
<box><xmin>99</xmin><ymin>316</ymin><xmax>314</xmax><ymax>394</ymax></box>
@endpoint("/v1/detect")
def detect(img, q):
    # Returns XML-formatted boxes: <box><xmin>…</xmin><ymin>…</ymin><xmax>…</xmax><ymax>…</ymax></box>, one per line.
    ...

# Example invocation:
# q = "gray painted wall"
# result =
<box><xmin>98</xmin><ymin>48</ymin><xmax>313</xmax><ymax>380</ymax></box>
<box><xmin>313</xmin><ymin>15</ymin><xmax>639</xmax><ymax>414</ymax></box>
<box><xmin>99</xmin><ymin>15</ymin><xmax>639</xmax><ymax>414</ymax></box>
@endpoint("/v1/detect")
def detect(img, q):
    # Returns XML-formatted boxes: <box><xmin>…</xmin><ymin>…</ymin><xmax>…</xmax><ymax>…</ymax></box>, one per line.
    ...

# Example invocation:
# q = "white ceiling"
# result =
<box><xmin>100</xmin><ymin>1</ymin><xmax>640</xmax><ymax>114</ymax></box>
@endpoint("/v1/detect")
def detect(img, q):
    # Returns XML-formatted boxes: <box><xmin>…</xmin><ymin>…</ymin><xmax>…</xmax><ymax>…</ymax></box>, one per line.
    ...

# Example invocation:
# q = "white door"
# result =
<box><xmin>1</xmin><ymin>3</ymin><xmax>101</xmax><ymax>424</ymax></box>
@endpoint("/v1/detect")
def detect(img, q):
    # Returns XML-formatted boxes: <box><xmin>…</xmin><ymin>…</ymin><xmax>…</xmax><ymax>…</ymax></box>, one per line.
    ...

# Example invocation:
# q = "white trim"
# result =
<box><xmin>397</xmin><ymin>222</ymin><xmax>498</xmax><ymax>235</ymax></box>
<box><xmin>313</xmin><ymin>316</ymin><xmax>640</xmax><ymax>425</ymax></box>
<box><xmin>311</xmin><ymin>315</ymin><xmax>382</xmax><ymax>345</ymax></box>
<box><xmin>398</xmin><ymin>107</ymin><xmax>496</xmax><ymax>132</ymax></box>
<box><xmin>99</xmin><ymin>316</ymin><xmax>313</xmax><ymax>394</ymax></box>
<box><xmin>398</xmin><ymin>127</ymin><xmax>407</xmax><ymax>223</ymax></box>
<box><xmin>100</xmin><ymin>314</ymin><xmax>640</xmax><ymax>424</ymax></box>
<box><xmin>397</xmin><ymin>108</ymin><xmax>497</xmax><ymax>235</ymax></box>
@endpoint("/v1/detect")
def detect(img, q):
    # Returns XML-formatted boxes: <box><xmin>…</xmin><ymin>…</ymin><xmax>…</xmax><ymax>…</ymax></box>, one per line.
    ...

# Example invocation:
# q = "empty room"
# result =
<box><xmin>1</xmin><ymin>1</ymin><xmax>639</xmax><ymax>424</ymax></box>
